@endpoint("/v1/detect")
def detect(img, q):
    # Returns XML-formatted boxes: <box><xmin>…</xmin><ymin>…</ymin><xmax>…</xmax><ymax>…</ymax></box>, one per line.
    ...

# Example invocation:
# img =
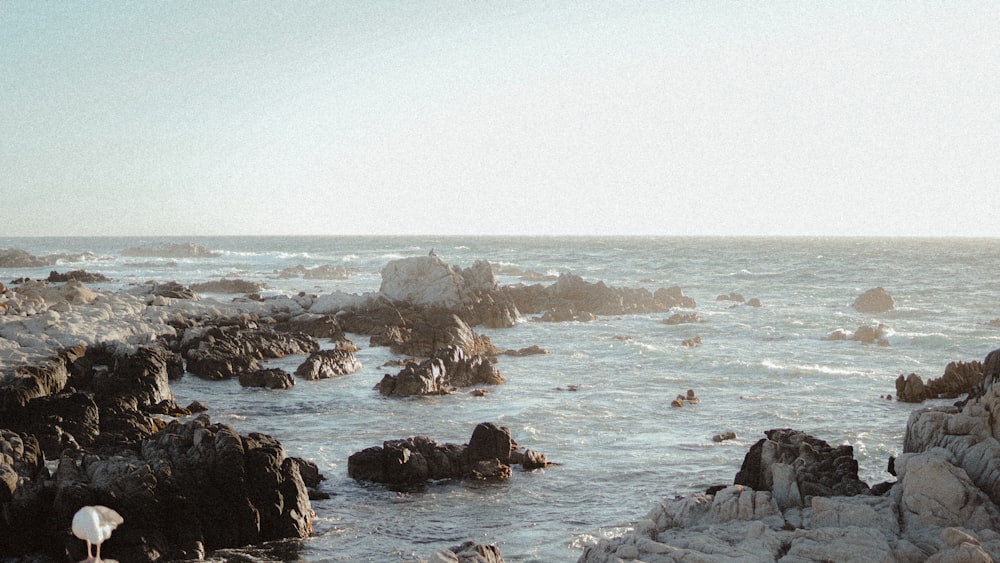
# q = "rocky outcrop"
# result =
<box><xmin>347</xmin><ymin>422</ymin><xmax>548</xmax><ymax>487</ymax></box>
<box><xmin>277</xmin><ymin>264</ymin><xmax>351</xmax><ymax>280</ymax></box>
<box><xmin>663</xmin><ymin>312</ymin><xmax>703</xmax><ymax>325</ymax></box>
<box><xmin>294</xmin><ymin>349</ymin><xmax>361</xmax><ymax>380</ymax></box>
<box><xmin>378</xmin><ymin>346</ymin><xmax>503</xmax><ymax>397</ymax></box>
<box><xmin>379</xmin><ymin>255</ymin><xmax>520</xmax><ymax>328</ymax></box>
<box><xmin>429</xmin><ymin>541</ymin><xmax>505</xmax><ymax>563</ymax></box>
<box><xmin>0</xmin><ymin>248</ymin><xmax>96</xmax><ymax>268</ymax></box>
<box><xmin>895</xmin><ymin>360</ymin><xmax>984</xmax><ymax>403</ymax></box>
<box><xmin>46</xmin><ymin>270</ymin><xmax>111</xmax><ymax>283</ymax></box>
<box><xmin>853</xmin><ymin>286</ymin><xmax>895</xmax><ymax>313</ymax></box>
<box><xmin>180</xmin><ymin>323</ymin><xmax>318</xmax><ymax>380</ymax></box>
<box><xmin>122</xmin><ymin>242</ymin><xmax>219</xmax><ymax>258</ymax></box>
<box><xmin>506</xmin><ymin>274</ymin><xmax>696</xmax><ymax>321</ymax></box>
<box><xmin>239</xmin><ymin>367</ymin><xmax>295</xmax><ymax>389</ymax></box>
<box><xmin>273</xmin><ymin>313</ymin><xmax>345</xmax><ymax>340</ymax></box>
<box><xmin>580</xmin><ymin>348</ymin><xmax>1000</xmax><ymax>563</ymax></box>
<box><xmin>368</xmin><ymin>309</ymin><xmax>500</xmax><ymax>358</ymax></box>
<box><xmin>0</xmin><ymin>415</ymin><xmax>313</xmax><ymax>561</ymax></box>
<box><xmin>190</xmin><ymin>278</ymin><xmax>266</xmax><ymax>294</ymax></box>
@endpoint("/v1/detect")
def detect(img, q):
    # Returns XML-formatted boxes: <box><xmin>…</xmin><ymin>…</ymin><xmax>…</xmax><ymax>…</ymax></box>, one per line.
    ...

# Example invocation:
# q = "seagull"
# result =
<box><xmin>72</xmin><ymin>505</ymin><xmax>123</xmax><ymax>563</ymax></box>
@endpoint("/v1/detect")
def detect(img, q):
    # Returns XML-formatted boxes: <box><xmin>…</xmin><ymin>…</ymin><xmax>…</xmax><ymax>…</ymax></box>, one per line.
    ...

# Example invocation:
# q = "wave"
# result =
<box><xmin>760</xmin><ymin>359</ymin><xmax>870</xmax><ymax>377</ymax></box>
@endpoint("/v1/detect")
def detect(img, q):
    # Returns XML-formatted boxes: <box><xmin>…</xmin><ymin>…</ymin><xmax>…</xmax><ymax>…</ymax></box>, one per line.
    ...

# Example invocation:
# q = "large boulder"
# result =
<box><xmin>853</xmin><ymin>287</ymin><xmax>895</xmax><ymax>313</ymax></box>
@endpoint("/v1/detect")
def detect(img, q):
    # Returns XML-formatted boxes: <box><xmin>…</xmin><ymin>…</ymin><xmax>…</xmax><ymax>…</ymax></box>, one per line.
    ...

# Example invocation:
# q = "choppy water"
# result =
<box><xmin>3</xmin><ymin>236</ymin><xmax>1000</xmax><ymax>561</ymax></box>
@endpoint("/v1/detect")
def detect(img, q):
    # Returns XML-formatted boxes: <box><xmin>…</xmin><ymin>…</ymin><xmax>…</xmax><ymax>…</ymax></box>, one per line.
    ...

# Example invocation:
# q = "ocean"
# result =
<box><xmin>2</xmin><ymin>236</ymin><xmax>999</xmax><ymax>562</ymax></box>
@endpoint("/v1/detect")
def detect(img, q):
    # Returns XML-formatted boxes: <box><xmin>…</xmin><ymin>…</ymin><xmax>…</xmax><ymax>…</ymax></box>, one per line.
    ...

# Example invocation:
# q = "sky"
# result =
<box><xmin>2</xmin><ymin>1</ymin><xmax>999</xmax><ymax>237</ymax></box>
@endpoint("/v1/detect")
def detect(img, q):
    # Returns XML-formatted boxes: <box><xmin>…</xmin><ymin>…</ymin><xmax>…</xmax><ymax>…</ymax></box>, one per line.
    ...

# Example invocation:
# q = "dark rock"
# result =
<box><xmin>274</xmin><ymin>313</ymin><xmax>345</xmax><ymax>340</ymax></box>
<box><xmin>46</xmin><ymin>270</ymin><xmax>111</xmax><ymax>283</ymax></box>
<box><xmin>150</xmin><ymin>281</ymin><xmax>197</xmax><ymax>299</ymax></box>
<box><xmin>433</xmin><ymin>540</ymin><xmax>505</xmax><ymax>563</ymax></box>
<box><xmin>734</xmin><ymin>428</ymin><xmax>869</xmax><ymax>503</ymax></box>
<box><xmin>501</xmin><ymin>345</ymin><xmax>549</xmax><ymax>357</ymax></box>
<box><xmin>182</xmin><ymin>325</ymin><xmax>318</xmax><ymax>380</ymax></box>
<box><xmin>378</xmin><ymin>346</ymin><xmax>503</xmax><ymax>397</ymax></box>
<box><xmin>294</xmin><ymin>349</ymin><xmax>361</xmax><ymax>380</ymax></box>
<box><xmin>348</xmin><ymin>422</ymin><xmax>545</xmax><ymax>487</ymax></box>
<box><xmin>239</xmin><ymin>368</ymin><xmax>295</xmax><ymax>389</ymax></box>
<box><xmin>895</xmin><ymin>360</ymin><xmax>984</xmax><ymax>403</ymax></box>
<box><xmin>713</xmin><ymin>431</ymin><xmax>737</xmax><ymax>442</ymax></box>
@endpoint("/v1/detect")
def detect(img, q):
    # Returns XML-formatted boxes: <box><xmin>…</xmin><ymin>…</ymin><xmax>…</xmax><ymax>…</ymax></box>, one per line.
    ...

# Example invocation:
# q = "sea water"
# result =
<box><xmin>2</xmin><ymin>236</ymin><xmax>999</xmax><ymax>562</ymax></box>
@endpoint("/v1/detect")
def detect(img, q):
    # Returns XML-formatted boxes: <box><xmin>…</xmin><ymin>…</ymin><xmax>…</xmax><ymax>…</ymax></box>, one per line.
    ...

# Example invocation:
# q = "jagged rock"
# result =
<box><xmin>895</xmin><ymin>360</ymin><xmax>984</xmax><ymax>403</ymax></box>
<box><xmin>150</xmin><ymin>281</ymin><xmax>197</xmax><ymax>300</ymax></box>
<box><xmin>181</xmin><ymin>324</ymin><xmax>318</xmax><ymax>380</ymax></box>
<box><xmin>294</xmin><ymin>349</ymin><xmax>361</xmax><ymax>380</ymax></box>
<box><xmin>348</xmin><ymin>422</ymin><xmax>544</xmax><ymax>487</ymax></box>
<box><xmin>46</xmin><ymin>270</ymin><xmax>110</xmax><ymax>283</ymax></box>
<box><xmin>378</xmin><ymin>346</ymin><xmax>503</xmax><ymax>397</ymax></box>
<box><xmin>273</xmin><ymin>313</ymin><xmax>345</xmax><ymax>340</ymax></box>
<box><xmin>379</xmin><ymin>255</ymin><xmax>519</xmax><ymax>328</ymax></box>
<box><xmin>853</xmin><ymin>287</ymin><xmax>895</xmax><ymax>313</ymax></box>
<box><xmin>369</xmin><ymin>309</ymin><xmax>500</xmax><ymax>358</ymax></box>
<box><xmin>239</xmin><ymin>368</ymin><xmax>294</xmax><ymax>389</ymax></box>
<box><xmin>428</xmin><ymin>541</ymin><xmax>505</xmax><ymax>563</ymax></box>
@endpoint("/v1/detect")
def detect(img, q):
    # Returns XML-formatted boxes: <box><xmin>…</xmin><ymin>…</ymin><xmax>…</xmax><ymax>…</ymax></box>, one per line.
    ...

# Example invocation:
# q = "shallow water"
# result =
<box><xmin>3</xmin><ymin>236</ymin><xmax>1000</xmax><ymax>561</ymax></box>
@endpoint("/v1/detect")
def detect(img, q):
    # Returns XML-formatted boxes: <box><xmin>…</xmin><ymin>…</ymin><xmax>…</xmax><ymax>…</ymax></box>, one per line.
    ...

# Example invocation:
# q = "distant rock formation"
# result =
<box><xmin>506</xmin><ymin>274</ymin><xmax>696</xmax><ymax>321</ymax></box>
<box><xmin>190</xmin><ymin>278</ymin><xmax>266</xmax><ymax>294</ymax></box>
<box><xmin>122</xmin><ymin>242</ymin><xmax>219</xmax><ymax>258</ymax></box>
<box><xmin>853</xmin><ymin>286</ymin><xmax>895</xmax><ymax>313</ymax></box>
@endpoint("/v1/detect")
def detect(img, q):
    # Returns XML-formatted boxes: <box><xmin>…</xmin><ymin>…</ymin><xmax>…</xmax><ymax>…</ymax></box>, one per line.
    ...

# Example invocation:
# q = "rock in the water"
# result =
<box><xmin>378</xmin><ymin>345</ymin><xmax>503</xmax><ymax>397</ymax></box>
<box><xmin>239</xmin><ymin>367</ymin><xmax>295</xmax><ymax>389</ymax></box>
<box><xmin>348</xmin><ymin>422</ymin><xmax>545</xmax><ymax>487</ymax></box>
<box><xmin>853</xmin><ymin>286</ymin><xmax>895</xmax><ymax>313</ymax></box>
<box><xmin>429</xmin><ymin>541</ymin><xmax>505</xmax><ymax>563</ymax></box>
<box><xmin>895</xmin><ymin>360</ymin><xmax>984</xmax><ymax>403</ymax></box>
<box><xmin>294</xmin><ymin>349</ymin><xmax>361</xmax><ymax>380</ymax></box>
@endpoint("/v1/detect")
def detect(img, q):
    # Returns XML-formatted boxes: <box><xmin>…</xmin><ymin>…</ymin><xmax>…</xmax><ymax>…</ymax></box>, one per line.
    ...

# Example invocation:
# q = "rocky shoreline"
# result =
<box><xmin>1</xmin><ymin>250</ymin><xmax>997</xmax><ymax>561</ymax></box>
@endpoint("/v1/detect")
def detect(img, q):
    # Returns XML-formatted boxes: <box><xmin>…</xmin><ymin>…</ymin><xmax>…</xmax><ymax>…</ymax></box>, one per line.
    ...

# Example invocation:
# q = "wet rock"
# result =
<box><xmin>895</xmin><ymin>360</ymin><xmax>984</xmax><ymax>403</ymax></box>
<box><xmin>182</xmin><ymin>324</ymin><xmax>318</xmax><ymax>380</ymax></box>
<box><xmin>348</xmin><ymin>422</ymin><xmax>546</xmax><ymax>487</ymax></box>
<box><xmin>378</xmin><ymin>346</ymin><xmax>503</xmax><ymax>397</ymax></box>
<box><xmin>663</xmin><ymin>312</ymin><xmax>703</xmax><ymax>325</ymax></box>
<box><xmin>239</xmin><ymin>368</ymin><xmax>295</xmax><ymax>389</ymax></box>
<box><xmin>429</xmin><ymin>541</ymin><xmax>505</xmax><ymax>563</ymax></box>
<box><xmin>46</xmin><ymin>270</ymin><xmax>111</xmax><ymax>283</ymax></box>
<box><xmin>150</xmin><ymin>281</ymin><xmax>197</xmax><ymax>300</ymax></box>
<box><xmin>294</xmin><ymin>349</ymin><xmax>361</xmax><ymax>380</ymax></box>
<box><xmin>190</xmin><ymin>278</ymin><xmax>266</xmax><ymax>294</ymax></box>
<box><xmin>500</xmin><ymin>345</ymin><xmax>549</xmax><ymax>356</ymax></box>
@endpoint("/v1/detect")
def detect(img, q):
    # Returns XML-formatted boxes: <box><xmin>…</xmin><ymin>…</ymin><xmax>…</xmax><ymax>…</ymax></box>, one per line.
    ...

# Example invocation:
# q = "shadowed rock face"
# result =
<box><xmin>180</xmin><ymin>323</ymin><xmax>318</xmax><ymax>380</ymax></box>
<box><xmin>377</xmin><ymin>345</ymin><xmax>503</xmax><ymax>397</ymax></box>
<box><xmin>896</xmin><ymin>360</ymin><xmax>984</xmax><ymax>403</ymax></box>
<box><xmin>348</xmin><ymin>422</ymin><xmax>547</xmax><ymax>487</ymax></box>
<box><xmin>0</xmin><ymin>415</ymin><xmax>313</xmax><ymax>562</ymax></box>
<box><xmin>294</xmin><ymin>349</ymin><xmax>361</xmax><ymax>380</ymax></box>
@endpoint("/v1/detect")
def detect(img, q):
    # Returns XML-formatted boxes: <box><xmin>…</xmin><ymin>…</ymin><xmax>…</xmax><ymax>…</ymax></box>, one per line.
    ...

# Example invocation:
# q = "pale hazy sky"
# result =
<box><xmin>2</xmin><ymin>2</ymin><xmax>998</xmax><ymax>237</ymax></box>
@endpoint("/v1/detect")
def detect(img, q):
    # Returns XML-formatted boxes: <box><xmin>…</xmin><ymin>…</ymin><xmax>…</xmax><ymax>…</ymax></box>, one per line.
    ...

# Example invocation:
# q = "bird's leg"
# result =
<box><xmin>95</xmin><ymin>541</ymin><xmax>102</xmax><ymax>562</ymax></box>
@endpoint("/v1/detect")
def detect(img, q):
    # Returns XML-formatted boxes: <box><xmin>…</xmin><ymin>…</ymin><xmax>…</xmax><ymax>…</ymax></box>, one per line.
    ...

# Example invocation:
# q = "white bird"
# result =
<box><xmin>72</xmin><ymin>505</ymin><xmax>123</xmax><ymax>563</ymax></box>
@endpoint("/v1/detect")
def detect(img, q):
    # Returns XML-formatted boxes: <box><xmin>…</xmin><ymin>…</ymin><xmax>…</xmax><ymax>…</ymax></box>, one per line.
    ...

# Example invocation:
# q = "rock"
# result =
<box><xmin>348</xmin><ymin>422</ymin><xmax>544</xmax><ymax>487</ymax></box>
<box><xmin>379</xmin><ymin>255</ymin><xmax>519</xmax><ymax>328</ymax></box>
<box><xmin>663</xmin><ymin>312</ymin><xmax>703</xmax><ymax>325</ymax></box>
<box><xmin>500</xmin><ymin>345</ymin><xmax>549</xmax><ymax>356</ymax></box>
<box><xmin>713</xmin><ymin>431</ymin><xmax>737</xmax><ymax>442</ymax></box>
<box><xmin>681</xmin><ymin>336</ymin><xmax>702</xmax><ymax>347</ymax></box>
<box><xmin>823</xmin><ymin>329</ymin><xmax>851</xmax><ymax>341</ymax></box>
<box><xmin>429</xmin><ymin>541</ymin><xmax>504</xmax><ymax>563</ymax></box>
<box><xmin>46</xmin><ymin>270</ymin><xmax>111</xmax><ymax>283</ymax></box>
<box><xmin>717</xmin><ymin>292</ymin><xmax>745</xmax><ymax>303</ymax></box>
<box><xmin>852</xmin><ymin>322</ymin><xmax>891</xmax><ymax>345</ymax></box>
<box><xmin>274</xmin><ymin>313</ymin><xmax>345</xmax><ymax>340</ymax></box>
<box><xmin>239</xmin><ymin>368</ymin><xmax>295</xmax><ymax>389</ymax></box>
<box><xmin>378</xmin><ymin>346</ymin><xmax>503</xmax><ymax>397</ymax></box>
<box><xmin>190</xmin><ymin>278</ymin><xmax>266</xmax><ymax>294</ymax></box>
<box><xmin>746</xmin><ymin>298</ymin><xmax>762</xmax><ymax>307</ymax></box>
<box><xmin>734</xmin><ymin>428</ymin><xmax>869</xmax><ymax>507</ymax></box>
<box><xmin>853</xmin><ymin>286</ymin><xmax>895</xmax><ymax>313</ymax></box>
<box><xmin>150</xmin><ymin>281</ymin><xmax>197</xmax><ymax>300</ymax></box>
<box><xmin>181</xmin><ymin>324</ymin><xmax>318</xmax><ymax>380</ymax></box>
<box><xmin>0</xmin><ymin>248</ymin><xmax>52</xmax><ymax>268</ymax></box>
<box><xmin>369</xmin><ymin>309</ymin><xmax>500</xmax><ymax>358</ymax></box>
<box><xmin>294</xmin><ymin>349</ymin><xmax>361</xmax><ymax>380</ymax></box>
<box><xmin>895</xmin><ymin>360</ymin><xmax>984</xmax><ymax>403</ymax></box>
<box><xmin>122</xmin><ymin>242</ymin><xmax>219</xmax><ymax>258</ymax></box>
<box><xmin>506</xmin><ymin>275</ymin><xmax>694</xmax><ymax>319</ymax></box>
